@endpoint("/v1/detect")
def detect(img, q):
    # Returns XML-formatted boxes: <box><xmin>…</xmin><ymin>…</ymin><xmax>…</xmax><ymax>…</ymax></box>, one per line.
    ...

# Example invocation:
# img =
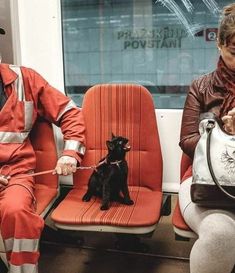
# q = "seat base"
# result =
<box><xmin>173</xmin><ymin>226</ymin><xmax>197</xmax><ymax>239</ymax></box>
<box><xmin>54</xmin><ymin>222</ymin><xmax>158</xmax><ymax>235</ymax></box>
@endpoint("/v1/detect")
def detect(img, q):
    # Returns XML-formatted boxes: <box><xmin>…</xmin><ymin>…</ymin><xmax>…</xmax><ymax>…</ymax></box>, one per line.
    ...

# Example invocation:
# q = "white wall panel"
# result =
<box><xmin>156</xmin><ymin>109</ymin><xmax>182</xmax><ymax>192</ymax></box>
<box><xmin>11</xmin><ymin>0</ymin><xmax>64</xmax><ymax>92</ymax></box>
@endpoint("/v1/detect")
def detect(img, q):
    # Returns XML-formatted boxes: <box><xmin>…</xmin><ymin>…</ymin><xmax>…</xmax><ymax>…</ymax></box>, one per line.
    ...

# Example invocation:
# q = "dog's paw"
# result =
<box><xmin>82</xmin><ymin>194</ymin><xmax>91</xmax><ymax>202</ymax></box>
<box><xmin>100</xmin><ymin>204</ymin><xmax>109</xmax><ymax>210</ymax></box>
<box><xmin>124</xmin><ymin>199</ymin><xmax>134</xmax><ymax>205</ymax></box>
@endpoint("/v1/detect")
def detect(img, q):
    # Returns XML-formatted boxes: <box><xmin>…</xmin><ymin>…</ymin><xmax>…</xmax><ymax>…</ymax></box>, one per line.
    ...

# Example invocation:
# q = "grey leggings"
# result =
<box><xmin>179</xmin><ymin>178</ymin><xmax>235</xmax><ymax>273</ymax></box>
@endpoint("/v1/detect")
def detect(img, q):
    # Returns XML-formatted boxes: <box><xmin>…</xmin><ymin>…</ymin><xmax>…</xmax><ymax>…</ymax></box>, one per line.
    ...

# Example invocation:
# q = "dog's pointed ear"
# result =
<box><xmin>111</xmin><ymin>132</ymin><xmax>115</xmax><ymax>139</ymax></box>
<box><xmin>106</xmin><ymin>140</ymin><xmax>114</xmax><ymax>150</ymax></box>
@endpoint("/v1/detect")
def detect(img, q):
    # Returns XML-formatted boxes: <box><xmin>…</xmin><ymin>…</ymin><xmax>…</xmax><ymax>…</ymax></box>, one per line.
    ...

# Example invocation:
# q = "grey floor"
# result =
<box><xmin>39</xmin><ymin>195</ymin><xmax>195</xmax><ymax>273</ymax></box>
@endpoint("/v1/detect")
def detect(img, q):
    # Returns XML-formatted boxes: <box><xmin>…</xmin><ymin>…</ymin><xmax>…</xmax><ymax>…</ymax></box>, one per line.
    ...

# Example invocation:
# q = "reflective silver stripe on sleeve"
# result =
<box><xmin>0</xmin><ymin>132</ymin><xmax>29</xmax><ymax>143</ymax></box>
<box><xmin>9</xmin><ymin>65</ymin><xmax>25</xmax><ymax>101</ymax></box>
<box><xmin>4</xmin><ymin>238</ymin><xmax>39</xmax><ymax>252</ymax></box>
<box><xmin>9</xmin><ymin>263</ymin><xmax>38</xmax><ymax>273</ymax></box>
<box><xmin>24</xmin><ymin>101</ymin><xmax>34</xmax><ymax>131</ymax></box>
<box><xmin>56</xmin><ymin>100</ymin><xmax>77</xmax><ymax>121</ymax></box>
<box><xmin>64</xmin><ymin>140</ymin><xmax>86</xmax><ymax>155</ymax></box>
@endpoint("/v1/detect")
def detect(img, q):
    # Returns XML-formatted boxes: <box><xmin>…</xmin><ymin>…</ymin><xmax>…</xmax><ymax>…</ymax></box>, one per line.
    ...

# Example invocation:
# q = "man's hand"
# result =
<box><xmin>222</xmin><ymin>108</ymin><xmax>235</xmax><ymax>134</ymax></box>
<box><xmin>0</xmin><ymin>175</ymin><xmax>9</xmax><ymax>190</ymax></box>
<box><xmin>54</xmin><ymin>156</ymin><xmax>77</xmax><ymax>176</ymax></box>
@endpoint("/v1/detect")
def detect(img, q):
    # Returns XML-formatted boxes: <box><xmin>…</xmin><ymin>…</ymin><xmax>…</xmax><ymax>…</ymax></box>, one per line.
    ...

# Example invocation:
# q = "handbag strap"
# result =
<box><xmin>206</xmin><ymin>122</ymin><xmax>235</xmax><ymax>200</ymax></box>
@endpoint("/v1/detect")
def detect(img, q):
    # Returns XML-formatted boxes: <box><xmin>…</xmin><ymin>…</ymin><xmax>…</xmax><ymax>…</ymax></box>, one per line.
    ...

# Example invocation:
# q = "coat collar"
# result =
<box><xmin>0</xmin><ymin>63</ymin><xmax>18</xmax><ymax>86</ymax></box>
<box><xmin>211</xmin><ymin>69</ymin><xmax>227</xmax><ymax>92</ymax></box>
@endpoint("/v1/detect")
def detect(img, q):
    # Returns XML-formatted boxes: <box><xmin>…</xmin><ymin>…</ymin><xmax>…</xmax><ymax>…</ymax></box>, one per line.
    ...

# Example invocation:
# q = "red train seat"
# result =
<box><xmin>51</xmin><ymin>84</ymin><xmax>163</xmax><ymax>234</ymax></box>
<box><xmin>172</xmin><ymin>153</ymin><xmax>197</xmax><ymax>238</ymax></box>
<box><xmin>30</xmin><ymin>118</ymin><xmax>59</xmax><ymax>216</ymax></box>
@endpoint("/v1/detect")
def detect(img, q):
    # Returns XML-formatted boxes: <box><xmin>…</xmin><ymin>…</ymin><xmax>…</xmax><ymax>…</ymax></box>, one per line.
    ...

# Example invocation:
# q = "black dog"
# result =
<box><xmin>82</xmin><ymin>134</ymin><xmax>134</xmax><ymax>210</ymax></box>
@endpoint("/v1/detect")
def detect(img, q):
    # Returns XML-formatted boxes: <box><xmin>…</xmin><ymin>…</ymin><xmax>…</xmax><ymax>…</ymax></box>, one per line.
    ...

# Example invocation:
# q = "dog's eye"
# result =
<box><xmin>119</xmin><ymin>141</ymin><xmax>123</xmax><ymax>145</ymax></box>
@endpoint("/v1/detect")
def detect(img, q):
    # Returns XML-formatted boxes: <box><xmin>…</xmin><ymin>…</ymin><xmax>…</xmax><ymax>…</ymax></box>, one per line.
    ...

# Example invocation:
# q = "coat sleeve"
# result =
<box><xmin>31</xmin><ymin>69</ymin><xmax>86</xmax><ymax>164</ymax></box>
<box><xmin>179</xmin><ymin>80</ymin><xmax>202</xmax><ymax>160</ymax></box>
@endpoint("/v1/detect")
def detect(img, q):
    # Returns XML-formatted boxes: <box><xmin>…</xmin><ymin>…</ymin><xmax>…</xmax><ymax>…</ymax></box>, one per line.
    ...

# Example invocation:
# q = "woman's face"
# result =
<box><xmin>219</xmin><ymin>36</ymin><xmax>235</xmax><ymax>70</ymax></box>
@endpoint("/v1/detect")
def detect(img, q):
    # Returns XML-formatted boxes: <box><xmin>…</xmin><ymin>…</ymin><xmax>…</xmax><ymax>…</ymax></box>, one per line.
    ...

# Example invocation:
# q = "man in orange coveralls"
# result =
<box><xmin>0</xmin><ymin>27</ymin><xmax>85</xmax><ymax>273</ymax></box>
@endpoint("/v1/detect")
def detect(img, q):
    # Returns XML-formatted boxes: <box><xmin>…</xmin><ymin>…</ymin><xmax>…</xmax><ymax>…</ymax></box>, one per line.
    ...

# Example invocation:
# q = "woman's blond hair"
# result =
<box><xmin>218</xmin><ymin>3</ymin><xmax>235</xmax><ymax>46</ymax></box>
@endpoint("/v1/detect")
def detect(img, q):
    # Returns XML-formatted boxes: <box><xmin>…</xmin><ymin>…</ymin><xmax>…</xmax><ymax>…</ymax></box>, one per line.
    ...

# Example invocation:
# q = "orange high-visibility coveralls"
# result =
<box><xmin>0</xmin><ymin>64</ymin><xmax>85</xmax><ymax>273</ymax></box>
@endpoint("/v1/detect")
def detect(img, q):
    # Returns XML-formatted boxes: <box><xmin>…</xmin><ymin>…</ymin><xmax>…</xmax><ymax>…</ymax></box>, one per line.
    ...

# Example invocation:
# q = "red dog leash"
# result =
<box><xmin>0</xmin><ymin>165</ymin><xmax>97</xmax><ymax>180</ymax></box>
<box><xmin>0</xmin><ymin>165</ymin><xmax>97</xmax><ymax>211</ymax></box>
<box><xmin>0</xmin><ymin>159</ymin><xmax>124</xmax><ymax>180</ymax></box>
<box><xmin>0</xmin><ymin>161</ymin><xmax>124</xmax><ymax>210</ymax></box>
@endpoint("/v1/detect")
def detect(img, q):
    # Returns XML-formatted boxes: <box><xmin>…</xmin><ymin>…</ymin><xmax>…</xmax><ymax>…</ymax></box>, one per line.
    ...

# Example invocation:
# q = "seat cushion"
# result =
<box><xmin>35</xmin><ymin>185</ymin><xmax>58</xmax><ymax>216</ymax></box>
<box><xmin>173</xmin><ymin>154</ymin><xmax>193</xmax><ymax>231</ymax></box>
<box><xmin>51</xmin><ymin>186</ymin><xmax>162</xmax><ymax>227</ymax></box>
<box><xmin>172</xmin><ymin>200</ymin><xmax>191</xmax><ymax>231</ymax></box>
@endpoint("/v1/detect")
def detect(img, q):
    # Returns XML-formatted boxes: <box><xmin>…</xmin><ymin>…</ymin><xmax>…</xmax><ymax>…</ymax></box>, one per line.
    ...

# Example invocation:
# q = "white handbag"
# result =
<box><xmin>191</xmin><ymin>112</ymin><xmax>235</xmax><ymax>208</ymax></box>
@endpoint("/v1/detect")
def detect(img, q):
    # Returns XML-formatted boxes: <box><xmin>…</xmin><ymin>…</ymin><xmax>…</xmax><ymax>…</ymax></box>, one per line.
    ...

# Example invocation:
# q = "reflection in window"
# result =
<box><xmin>61</xmin><ymin>0</ymin><xmax>230</xmax><ymax>108</ymax></box>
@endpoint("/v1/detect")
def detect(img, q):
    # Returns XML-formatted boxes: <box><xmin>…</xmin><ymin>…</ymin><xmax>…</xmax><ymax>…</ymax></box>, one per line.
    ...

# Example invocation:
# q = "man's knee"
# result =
<box><xmin>1</xmin><ymin>200</ymin><xmax>29</xmax><ymax>220</ymax></box>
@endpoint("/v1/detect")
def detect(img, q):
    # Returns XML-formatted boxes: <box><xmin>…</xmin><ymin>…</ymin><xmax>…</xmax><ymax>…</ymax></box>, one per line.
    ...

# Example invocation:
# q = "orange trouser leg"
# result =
<box><xmin>0</xmin><ymin>177</ymin><xmax>44</xmax><ymax>273</ymax></box>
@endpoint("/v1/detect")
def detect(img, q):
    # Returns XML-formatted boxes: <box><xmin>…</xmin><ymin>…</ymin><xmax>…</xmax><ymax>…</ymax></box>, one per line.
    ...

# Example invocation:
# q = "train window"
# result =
<box><xmin>0</xmin><ymin>1</ymin><xmax>14</xmax><ymax>64</ymax></box>
<box><xmin>61</xmin><ymin>0</ymin><xmax>231</xmax><ymax>108</ymax></box>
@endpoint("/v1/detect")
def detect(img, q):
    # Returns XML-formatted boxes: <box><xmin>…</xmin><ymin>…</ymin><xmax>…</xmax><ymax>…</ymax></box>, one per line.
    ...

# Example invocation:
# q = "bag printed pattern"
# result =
<box><xmin>193</xmin><ymin>118</ymin><xmax>235</xmax><ymax>187</ymax></box>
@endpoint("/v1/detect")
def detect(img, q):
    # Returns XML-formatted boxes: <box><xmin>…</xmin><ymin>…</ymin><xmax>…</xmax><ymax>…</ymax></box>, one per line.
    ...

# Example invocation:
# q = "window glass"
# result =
<box><xmin>0</xmin><ymin>0</ymin><xmax>14</xmax><ymax>63</ymax></box>
<box><xmin>61</xmin><ymin>0</ymin><xmax>231</xmax><ymax>108</ymax></box>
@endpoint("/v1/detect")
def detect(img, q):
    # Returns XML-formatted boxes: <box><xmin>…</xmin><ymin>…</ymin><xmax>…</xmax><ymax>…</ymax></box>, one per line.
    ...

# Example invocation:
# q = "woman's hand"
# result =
<box><xmin>222</xmin><ymin>108</ymin><xmax>235</xmax><ymax>134</ymax></box>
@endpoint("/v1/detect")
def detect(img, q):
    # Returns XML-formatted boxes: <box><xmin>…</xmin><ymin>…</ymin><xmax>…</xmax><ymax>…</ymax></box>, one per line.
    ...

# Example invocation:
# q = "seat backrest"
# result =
<box><xmin>180</xmin><ymin>153</ymin><xmax>192</xmax><ymax>182</ymax></box>
<box><xmin>74</xmin><ymin>84</ymin><xmax>163</xmax><ymax>191</ymax></box>
<box><xmin>29</xmin><ymin>117</ymin><xmax>58</xmax><ymax>189</ymax></box>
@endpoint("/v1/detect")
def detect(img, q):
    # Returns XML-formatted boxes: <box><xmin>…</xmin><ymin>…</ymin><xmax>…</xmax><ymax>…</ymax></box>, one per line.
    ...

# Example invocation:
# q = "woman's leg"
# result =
<box><xmin>179</xmin><ymin>178</ymin><xmax>235</xmax><ymax>273</ymax></box>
